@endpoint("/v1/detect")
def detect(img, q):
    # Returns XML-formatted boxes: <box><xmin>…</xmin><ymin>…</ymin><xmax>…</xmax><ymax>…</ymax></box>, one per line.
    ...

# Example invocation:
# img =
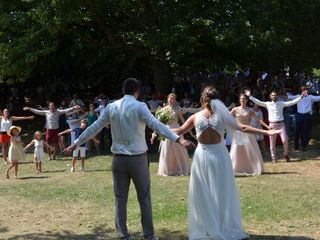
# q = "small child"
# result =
<box><xmin>59</xmin><ymin>119</ymin><xmax>98</xmax><ymax>172</ymax></box>
<box><xmin>5</xmin><ymin>126</ymin><xmax>25</xmax><ymax>179</ymax></box>
<box><xmin>24</xmin><ymin>131</ymin><xmax>52</xmax><ymax>173</ymax></box>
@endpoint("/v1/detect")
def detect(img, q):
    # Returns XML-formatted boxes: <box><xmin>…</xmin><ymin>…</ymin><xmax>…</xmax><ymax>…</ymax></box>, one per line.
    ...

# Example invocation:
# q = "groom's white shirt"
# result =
<box><xmin>74</xmin><ymin>95</ymin><xmax>179</xmax><ymax>155</ymax></box>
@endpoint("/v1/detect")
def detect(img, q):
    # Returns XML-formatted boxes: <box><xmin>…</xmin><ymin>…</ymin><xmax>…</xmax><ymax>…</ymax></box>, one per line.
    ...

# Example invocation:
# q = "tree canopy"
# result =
<box><xmin>1</xmin><ymin>0</ymin><xmax>320</xmax><ymax>93</ymax></box>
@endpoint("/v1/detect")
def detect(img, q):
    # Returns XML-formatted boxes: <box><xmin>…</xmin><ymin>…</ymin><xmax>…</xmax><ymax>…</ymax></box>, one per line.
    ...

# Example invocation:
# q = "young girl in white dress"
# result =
<box><xmin>174</xmin><ymin>86</ymin><xmax>279</xmax><ymax>239</ymax></box>
<box><xmin>5</xmin><ymin>126</ymin><xmax>26</xmax><ymax>179</ymax></box>
<box><xmin>25</xmin><ymin>131</ymin><xmax>51</xmax><ymax>173</ymax></box>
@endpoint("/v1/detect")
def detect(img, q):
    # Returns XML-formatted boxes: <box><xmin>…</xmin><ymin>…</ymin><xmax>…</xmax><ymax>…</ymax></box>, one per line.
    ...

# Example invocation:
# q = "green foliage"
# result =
<box><xmin>1</xmin><ymin>1</ymin><xmax>320</xmax><ymax>90</ymax></box>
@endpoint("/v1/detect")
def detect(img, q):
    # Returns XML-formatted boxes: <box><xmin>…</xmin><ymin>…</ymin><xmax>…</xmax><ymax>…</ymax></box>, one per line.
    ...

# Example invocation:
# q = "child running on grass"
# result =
<box><xmin>59</xmin><ymin>119</ymin><xmax>98</xmax><ymax>172</ymax></box>
<box><xmin>24</xmin><ymin>131</ymin><xmax>52</xmax><ymax>173</ymax></box>
<box><xmin>5</xmin><ymin>126</ymin><xmax>25</xmax><ymax>179</ymax></box>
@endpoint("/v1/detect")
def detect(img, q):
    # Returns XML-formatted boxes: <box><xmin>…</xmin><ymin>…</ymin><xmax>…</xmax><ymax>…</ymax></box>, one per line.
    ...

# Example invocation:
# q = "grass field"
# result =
<box><xmin>0</xmin><ymin>141</ymin><xmax>319</xmax><ymax>240</ymax></box>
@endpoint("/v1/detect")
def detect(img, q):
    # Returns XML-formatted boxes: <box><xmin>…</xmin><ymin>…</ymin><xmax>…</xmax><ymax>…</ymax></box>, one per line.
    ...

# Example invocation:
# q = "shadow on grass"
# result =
<box><xmin>262</xmin><ymin>171</ymin><xmax>299</xmax><ymax>175</ymax></box>
<box><xmin>5</xmin><ymin>226</ymin><xmax>316</xmax><ymax>240</ymax></box>
<box><xmin>19</xmin><ymin>161</ymin><xmax>34</xmax><ymax>165</ymax></box>
<box><xmin>5</xmin><ymin>226</ymin><xmax>142</xmax><ymax>240</ymax></box>
<box><xmin>18</xmin><ymin>176</ymin><xmax>51</xmax><ymax>180</ymax></box>
<box><xmin>86</xmin><ymin>169</ymin><xmax>111</xmax><ymax>172</ymax></box>
<box><xmin>292</xmin><ymin>157</ymin><xmax>320</xmax><ymax>162</ymax></box>
<box><xmin>6</xmin><ymin>226</ymin><xmax>116</xmax><ymax>240</ymax></box>
<box><xmin>250</xmin><ymin>234</ymin><xmax>314</xmax><ymax>240</ymax></box>
<box><xmin>0</xmin><ymin>227</ymin><xmax>9</xmax><ymax>233</ymax></box>
<box><xmin>54</xmin><ymin>158</ymin><xmax>72</xmax><ymax>162</ymax></box>
<box><xmin>42</xmin><ymin>169</ymin><xmax>67</xmax><ymax>173</ymax></box>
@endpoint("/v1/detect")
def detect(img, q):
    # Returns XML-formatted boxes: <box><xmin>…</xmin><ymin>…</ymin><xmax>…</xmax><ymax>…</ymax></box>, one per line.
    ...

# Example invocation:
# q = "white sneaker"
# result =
<box><xmin>70</xmin><ymin>167</ymin><xmax>75</xmax><ymax>172</ymax></box>
<box><xmin>80</xmin><ymin>168</ymin><xmax>86</xmax><ymax>172</ymax></box>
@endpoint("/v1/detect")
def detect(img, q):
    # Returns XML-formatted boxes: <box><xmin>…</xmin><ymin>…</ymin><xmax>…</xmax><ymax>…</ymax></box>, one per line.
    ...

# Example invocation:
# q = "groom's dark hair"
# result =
<box><xmin>123</xmin><ymin>78</ymin><xmax>140</xmax><ymax>95</ymax></box>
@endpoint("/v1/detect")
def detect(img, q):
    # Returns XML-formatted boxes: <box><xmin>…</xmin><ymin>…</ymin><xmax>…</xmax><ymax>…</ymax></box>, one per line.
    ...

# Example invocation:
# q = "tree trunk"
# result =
<box><xmin>150</xmin><ymin>58</ymin><xmax>171</xmax><ymax>94</ymax></box>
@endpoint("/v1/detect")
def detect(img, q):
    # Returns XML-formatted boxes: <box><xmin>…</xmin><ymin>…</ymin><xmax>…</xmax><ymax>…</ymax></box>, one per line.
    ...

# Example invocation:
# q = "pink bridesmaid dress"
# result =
<box><xmin>230</xmin><ymin>106</ymin><xmax>264</xmax><ymax>175</ymax></box>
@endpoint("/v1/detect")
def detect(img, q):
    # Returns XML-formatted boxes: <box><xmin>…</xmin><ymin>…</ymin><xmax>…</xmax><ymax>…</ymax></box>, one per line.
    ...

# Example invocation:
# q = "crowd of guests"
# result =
<box><xmin>1</xmin><ymin>74</ymin><xmax>319</xmax><ymax>239</ymax></box>
<box><xmin>1</xmin><ymin>70</ymin><xmax>320</xmax><ymax>178</ymax></box>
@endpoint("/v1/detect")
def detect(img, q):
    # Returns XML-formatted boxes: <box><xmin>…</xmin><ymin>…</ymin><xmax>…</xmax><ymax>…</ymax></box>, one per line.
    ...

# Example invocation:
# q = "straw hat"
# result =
<box><xmin>7</xmin><ymin>126</ymin><xmax>21</xmax><ymax>136</ymax></box>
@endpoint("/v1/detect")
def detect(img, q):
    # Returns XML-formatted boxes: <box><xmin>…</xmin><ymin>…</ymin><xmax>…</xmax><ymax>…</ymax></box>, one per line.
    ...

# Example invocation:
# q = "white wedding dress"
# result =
<box><xmin>189</xmin><ymin>100</ymin><xmax>249</xmax><ymax>240</ymax></box>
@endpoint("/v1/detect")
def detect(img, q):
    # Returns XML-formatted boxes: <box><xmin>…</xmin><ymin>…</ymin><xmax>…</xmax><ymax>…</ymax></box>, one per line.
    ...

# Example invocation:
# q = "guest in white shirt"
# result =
<box><xmin>287</xmin><ymin>86</ymin><xmax>320</xmax><ymax>151</ymax></box>
<box><xmin>245</xmin><ymin>89</ymin><xmax>306</xmax><ymax>163</ymax></box>
<box><xmin>66</xmin><ymin>78</ymin><xmax>194</xmax><ymax>240</ymax></box>
<box><xmin>24</xmin><ymin>102</ymin><xmax>80</xmax><ymax>160</ymax></box>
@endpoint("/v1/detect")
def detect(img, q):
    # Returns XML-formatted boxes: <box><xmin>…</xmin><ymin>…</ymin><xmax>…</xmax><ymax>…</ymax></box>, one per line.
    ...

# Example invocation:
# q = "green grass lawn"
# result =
<box><xmin>0</xmin><ymin>146</ymin><xmax>319</xmax><ymax>240</ymax></box>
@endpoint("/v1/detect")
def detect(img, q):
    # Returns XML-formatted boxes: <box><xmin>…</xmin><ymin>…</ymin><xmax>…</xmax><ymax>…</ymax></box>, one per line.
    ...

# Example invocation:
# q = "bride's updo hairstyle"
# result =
<box><xmin>200</xmin><ymin>86</ymin><xmax>220</xmax><ymax>111</ymax></box>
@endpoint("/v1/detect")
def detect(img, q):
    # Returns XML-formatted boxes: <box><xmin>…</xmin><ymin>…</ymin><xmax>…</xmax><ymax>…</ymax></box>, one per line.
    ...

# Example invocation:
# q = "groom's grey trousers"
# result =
<box><xmin>112</xmin><ymin>153</ymin><xmax>154</xmax><ymax>240</ymax></box>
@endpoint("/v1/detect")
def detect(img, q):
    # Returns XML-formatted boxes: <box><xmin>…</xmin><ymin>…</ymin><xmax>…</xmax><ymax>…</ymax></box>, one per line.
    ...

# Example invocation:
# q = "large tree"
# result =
<box><xmin>1</xmin><ymin>0</ymin><xmax>320</xmax><ymax>93</ymax></box>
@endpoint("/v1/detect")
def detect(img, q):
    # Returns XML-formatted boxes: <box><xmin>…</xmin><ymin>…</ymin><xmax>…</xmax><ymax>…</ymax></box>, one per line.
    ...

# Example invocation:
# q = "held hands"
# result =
<box><xmin>301</xmin><ymin>90</ymin><xmax>308</xmax><ymax>98</ymax></box>
<box><xmin>244</xmin><ymin>89</ymin><xmax>251</xmax><ymax>97</ymax></box>
<box><xmin>64</xmin><ymin>144</ymin><xmax>77</xmax><ymax>154</ymax></box>
<box><xmin>266</xmin><ymin>129</ymin><xmax>281</xmax><ymax>136</ymax></box>
<box><xmin>150</xmin><ymin>132</ymin><xmax>157</xmax><ymax>144</ymax></box>
<box><xmin>23</xmin><ymin>107</ymin><xmax>30</xmax><ymax>111</ymax></box>
<box><xmin>178</xmin><ymin>138</ymin><xmax>195</xmax><ymax>149</ymax></box>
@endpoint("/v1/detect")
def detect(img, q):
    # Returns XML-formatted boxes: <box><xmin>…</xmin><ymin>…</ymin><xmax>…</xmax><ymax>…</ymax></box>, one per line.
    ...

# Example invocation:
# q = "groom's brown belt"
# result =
<box><xmin>113</xmin><ymin>152</ymin><xmax>146</xmax><ymax>157</ymax></box>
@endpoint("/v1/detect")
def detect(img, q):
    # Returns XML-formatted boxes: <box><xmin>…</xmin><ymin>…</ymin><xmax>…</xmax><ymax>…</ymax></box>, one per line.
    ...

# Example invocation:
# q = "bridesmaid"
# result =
<box><xmin>0</xmin><ymin>108</ymin><xmax>34</xmax><ymax>164</ymax></box>
<box><xmin>230</xmin><ymin>93</ymin><xmax>268</xmax><ymax>175</ymax></box>
<box><xmin>152</xmin><ymin>93</ymin><xmax>193</xmax><ymax>176</ymax></box>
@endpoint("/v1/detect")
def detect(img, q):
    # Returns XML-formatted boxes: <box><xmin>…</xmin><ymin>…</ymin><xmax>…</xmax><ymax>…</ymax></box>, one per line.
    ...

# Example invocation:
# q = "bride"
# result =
<box><xmin>174</xmin><ymin>86</ymin><xmax>279</xmax><ymax>239</ymax></box>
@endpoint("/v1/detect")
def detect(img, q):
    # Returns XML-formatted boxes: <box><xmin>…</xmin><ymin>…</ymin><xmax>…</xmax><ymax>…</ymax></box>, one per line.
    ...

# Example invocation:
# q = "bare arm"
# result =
<box><xmin>11</xmin><ymin>115</ymin><xmax>34</xmax><ymax>121</ymax></box>
<box><xmin>259</xmin><ymin>119</ymin><xmax>269</xmax><ymax>129</ymax></box>
<box><xmin>24</xmin><ymin>140</ymin><xmax>35</xmax><ymax>151</ymax></box>
<box><xmin>23</xmin><ymin>107</ymin><xmax>46</xmax><ymax>116</ymax></box>
<box><xmin>58</xmin><ymin>105</ymin><xmax>81</xmax><ymax>114</ymax></box>
<box><xmin>174</xmin><ymin>114</ymin><xmax>196</xmax><ymax>135</ymax></box>
<box><xmin>244</xmin><ymin>89</ymin><xmax>268</xmax><ymax>108</ymax></box>
<box><xmin>91</xmin><ymin>136</ymin><xmax>100</xmax><ymax>145</ymax></box>
<box><xmin>43</xmin><ymin>141</ymin><xmax>53</xmax><ymax>149</ymax></box>
<box><xmin>230</xmin><ymin>107</ymin><xmax>236</xmax><ymax>116</ymax></box>
<box><xmin>177</xmin><ymin>111</ymin><xmax>196</xmax><ymax>139</ymax></box>
<box><xmin>222</xmin><ymin>107</ymin><xmax>278</xmax><ymax>135</ymax></box>
<box><xmin>251</xmin><ymin>111</ymin><xmax>269</xmax><ymax>129</ymax></box>
<box><xmin>65</xmin><ymin>108</ymin><xmax>82</xmax><ymax>116</ymax></box>
<box><xmin>181</xmin><ymin>107</ymin><xmax>201</xmax><ymax>114</ymax></box>
<box><xmin>150</xmin><ymin>131</ymin><xmax>157</xmax><ymax>144</ymax></box>
<box><xmin>58</xmin><ymin>129</ymin><xmax>72</xmax><ymax>136</ymax></box>
<box><xmin>239</xmin><ymin>123</ymin><xmax>279</xmax><ymax>135</ymax></box>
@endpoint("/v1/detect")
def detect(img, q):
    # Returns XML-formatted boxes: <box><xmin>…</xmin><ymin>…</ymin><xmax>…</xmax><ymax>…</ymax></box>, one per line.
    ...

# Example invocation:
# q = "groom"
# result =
<box><xmin>67</xmin><ymin>78</ymin><xmax>194</xmax><ymax>240</ymax></box>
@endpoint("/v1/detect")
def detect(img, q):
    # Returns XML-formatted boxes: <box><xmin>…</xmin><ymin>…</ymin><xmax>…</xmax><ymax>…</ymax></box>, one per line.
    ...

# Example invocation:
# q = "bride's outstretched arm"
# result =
<box><xmin>239</xmin><ymin>123</ymin><xmax>279</xmax><ymax>135</ymax></box>
<box><xmin>177</xmin><ymin>111</ymin><xmax>197</xmax><ymax>139</ymax></box>
<box><xmin>173</xmin><ymin>114</ymin><xmax>195</xmax><ymax>135</ymax></box>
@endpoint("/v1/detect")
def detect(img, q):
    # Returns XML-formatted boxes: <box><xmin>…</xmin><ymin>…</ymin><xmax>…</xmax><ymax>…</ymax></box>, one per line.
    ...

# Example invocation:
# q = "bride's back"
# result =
<box><xmin>195</xmin><ymin>109</ymin><xmax>224</xmax><ymax>145</ymax></box>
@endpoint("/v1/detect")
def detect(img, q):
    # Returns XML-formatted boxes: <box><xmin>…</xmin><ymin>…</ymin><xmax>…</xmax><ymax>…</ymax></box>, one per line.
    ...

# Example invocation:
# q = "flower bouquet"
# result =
<box><xmin>153</xmin><ymin>106</ymin><xmax>175</xmax><ymax>141</ymax></box>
